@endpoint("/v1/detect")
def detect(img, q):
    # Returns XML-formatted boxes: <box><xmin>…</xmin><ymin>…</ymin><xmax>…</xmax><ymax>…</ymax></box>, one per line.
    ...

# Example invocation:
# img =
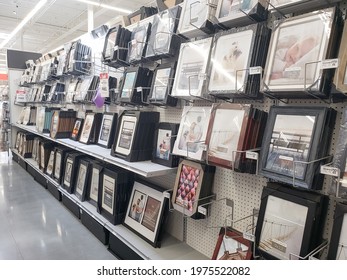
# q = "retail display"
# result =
<box><xmin>327</xmin><ymin>201</ymin><xmax>347</xmax><ymax>260</ymax></box>
<box><xmin>87</xmin><ymin>160</ymin><xmax>103</xmax><ymax>208</ymax></box>
<box><xmin>45</xmin><ymin>150</ymin><xmax>55</xmax><ymax>176</ymax></box>
<box><xmin>62</xmin><ymin>152</ymin><xmax>84</xmax><ymax>194</ymax></box>
<box><xmin>152</xmin><ymin>122</ymin><xmax>180</xmax><ymax>167</ymax></box>
<box><xmin>172</xmin><ymin>159</ymin><xmax>216</xmax><ymax>219</ymax></box>
<box><xmin>172</xmin><ymin>106</ymin><xmax>211</xmax><ymax>161</ymax></box>
<box><xmin>97</xmin><ymin>113</ymin><xmax>118</xmax><ymax>148</ymax></box>
<box><xmin>111</xmin><ymin>110</ymin><xmax>159</xmax><ymax>162</ymax></box>
<box><xmin>99</xmin><ymin>167</ymin><xmax>134</xmax><ymax>225</ymax></box>
<box><xmin>128</xmin><ymin>22</ymin><xmax>151</xmax><ymax>64</ymax></box>
<box><xmin>50</xmin><ymin>110</ymin><xmax>77</xmax><ymax>139</ymax></box>
<box><xmin>74</xmin><ymin>159</ymin><xmax>91</xmax><ymax>202</ymax></box>
<box><xmin>124</xmin><ymin>180</ymin><xmax>168</xmax><ymax>247</ymax></box>
<box><xmin>64</xmin><ymin>40</ymin><xmax>92</xmax><ymax>76</ymax></box>
<box><xmin>70</xmin><ymin>118</ymin><xmax>84</xmax><ymax>141</ymax></box>
<box><xmin>216</xmin><ymin>0</ymin><xmax>268</xmax><ymax>28</ymax></box>
<box><xmin>39</xmin><ymin>140</ymin><xmax>55</xmax><ymax>173</ymax></box>
<box><xmin>79</xmin><ymin>112</ymin><xmax>103</xmax><ymax>144</ymax></box>
<box><xmin>127</xmin><ymin>6</ymin><xmax>158</xmax><ymax>25</ymax></box>
<box><xmin>255</xmin><ymin>183</ymin><xmax>328</xmax><ymax>260</ymax></box>
<box><xmin>53</xmin><ymin>146</ymin><xmax>72</xmax><ymax>184</ymax></box>
<box><xmin>259</xmin><ymin>106</ymin><xmax>336</xmax><ymax>189</ymax></box>
<box><xmin>212</xmin><ymin>227</ymin><xmax>252</xmax><ymax>260</ymax></box>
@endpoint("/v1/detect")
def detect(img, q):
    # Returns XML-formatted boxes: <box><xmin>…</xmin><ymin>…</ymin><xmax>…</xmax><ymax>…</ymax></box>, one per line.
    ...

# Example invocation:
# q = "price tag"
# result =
<box><xmin>320</xmin><ymin>165</ymin><xmax>339</xmax><ymax>177</ymax></box>
<box><xmin>198</xmin><ymin>73</ymin><xmax>207</xmax><ymax>80</ymax></box>
<box><xmin>137</xmin><ymin>87</ymin><xmax>143</xmax><ymax>92</ymax></box>
<box><xmin>113</xmin><ymin>46</ymin><xmax>119</xmax><ymax>51</ymax></box>
<box><xmin>243</xmin><ymin>232</ymin><xmax>255</xmax><ymax>242</ymax></box>
<box><xmin>99</xmin><ymin>72</ymin><xmax>109</xmax><ymax>98</ymax></box>
<box><xmin>163</xmin><ymin>192</ymin><xmax>171</xmax><ymax>199</ymax></box>
<box><xmin>321</xmin><ymin>59</ymin><xmax>339</xmax><ymax>70</ymax></box>
<box><xmin>246</xmin><ymin>151</ymin><xmax>258</xmax><ymax>160</ymax></box>
<box><xmin>198</xmin><ymin>206</ymin><xmax>207</xmax><ymax>216</ymax></box>
<box><xmin>249</xmin><ymin>66</ymin><xmax>262</xmax><ymax>75</ymax></box>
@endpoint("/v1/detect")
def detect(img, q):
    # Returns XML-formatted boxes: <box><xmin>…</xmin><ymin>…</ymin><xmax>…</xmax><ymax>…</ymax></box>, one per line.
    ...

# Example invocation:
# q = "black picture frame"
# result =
<box><xmin>149</xmin><ymin>62</ymin><xmax>177</xmax><ymax>107</ymax></box>
<box><xmin>255</xmin><ymin>183</ymin><xmax>327</xmax><ymax>260</ymax></box>
<box><xmin>328</xmin><ymin>201</ymin><xmax>347</xmax><ymax>260</ymax></box>
<box><xmin>86</xmin><ymin>160</ymin><xmax>104</xmax><ymax>209</ymax></box>
<box><xmin>62</xmin><ymin>152</ymin><xmax>84</xmax><ymax>194</ymax></box>
<box><xmin>128</xmin><ymin>22</ymin><xmax>151</xmax><ymax>64</ymax></box>
<box><xmin>71</xmin><ymin>118</ymin><xmax>84</xmax><ymax>141</ymax></box>
<box><xmin>259</xmin><ymin>106</ymin><xmax>334</xmax><ymax>189</ymax></box>
<box><xmin>53</xmin><ymin>146</ymin><xmax>72</xmax><ymax>184</ymax></box>
<box><xmin>102</xmin><ymin>26</ymin><xmax>121</xmax><ymax>62</ymax></box>
<box><xmin>152</xmin><ymin>122</ymin><xmax>180</xmax><ymax>167</ymax></box>
<box><xmin>97</xmin><ymin>113</ymin><xmax>118</xmax><ymax>149</ymax></box>
<box><xmin>74</xmin><ymin>159</ymin><xmax>91</xmax><ymax>202</ymax></box>
<box><xmin>79</xmin><ymin>112</ymin><xmax>103</xmax><ymax>144</ymax></box>
<box><xmin>123</xmin><ymin>180</ymin><xmax>168</xmax><ymax>248</ymax></box>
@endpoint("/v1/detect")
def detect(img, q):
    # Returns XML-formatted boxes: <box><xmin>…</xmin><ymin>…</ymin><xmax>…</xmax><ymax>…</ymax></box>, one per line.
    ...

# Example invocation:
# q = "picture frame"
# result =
<box><xmin>255</xmin><ymin>184</ymin><xmax>326</xmax><ymax>260</ymax></box>
<box><xmin>97</xmin><ymin>113</ymin><xmax>118</xmax><ymax>148</ymax></box>
<box><xmin>149</xmin><ymin>62</ymin><xmax>177</xmax><ymax>107</ymax></box>
<box><xmin>74</xmin><ymin>159</ymin><xmax>91</xmax><ymax>202</ymax></box>
<box><xmin>53</xmin><ymin>147</ymin><xmax>71</xmax><ymax>184</ymax></box>
<box><xmin>39</xmin><ymin>140</ymin><xmax>55</xmax><ymax>172</ymax></box>
<box><xmin>36</xmin><ymin>107</ymin><xmax>46</xmax><ymax>133</ymax></box>
<box><xmin>152</xmin><ymin>122</ymin><xmax>180</xmax><ymax>167</ymax></box>
<box><xmin>45</xmin><ymin>150</ymin><xmax>55</xmax><ymax>177</ymax></box>
<box><xmin>124</xmin><ymin>180</ymin><xmax>167</xmax><ymax>247</ymax></box>
<box><xmin>102</xmin><ymin>26</ymin><xmax>120</xmax><ymax>62</ymax></box>
<box><xmin>172</xmin><ymin>159</ymin><xmax>216</xmax><ymax>218</ymax></box>
<box><xmin>259</xmin><ymin>106</ymin><xmax>332</xmax><ymax>189</ymax></box>
<box><xmin>327</xmin><ymin>201</ymin><xmax>347</xmax><ymax>260</ymax></box>
<box><xmin>128</xmin><ymin>23</ymin><xmax>151</xmax><ymax>64</ymax></box>
<box><xmin>87</xmin><ymin>160</ymin><xmax>103</xmax><ymax>209</ymax></box>
<box><xmin>71</xmin><ymin>118</ymin><xmax>84</xmax><ymax>141</ymax></box>
<box><xmin>262</xmin><ymin>8</ymin><xmax>336</xmax><ymax>95</ymax></box>
<box><xmin>334</xmin><ymin>20</ymin><xmax>347</xmax><ymax>93</ymax></box>
<box><xmin>171</xmin><ymin>38</ymin><xmax>213</xmax><ymax>100</ymax></box>
<box><xmin>212</xmin><ymin>227</ymin><xmax>252</xmax><ymax>260</ymax></box>
<box><xmin>100</xmin><ymin>167</ymin><xmax>133</xmax><ymax>225</ymax></box>
<box><xmin>172</xmin><ymin>106</ymin><xmax>211</xmax><ymax>161</ymax></box>
<box><xmin>205</xmin><ymin>103</ymin><xmax>250</xmax><ymax>169</ymax></box>
<box><xmin>62</xmin><ymin>152</ymin><xmax>84</xmax><ymax>194</ymax></box>
<box><xmin>79</xmin><ymin>112</ymin><xmax>103</xmax><ymax>144</ymax></box>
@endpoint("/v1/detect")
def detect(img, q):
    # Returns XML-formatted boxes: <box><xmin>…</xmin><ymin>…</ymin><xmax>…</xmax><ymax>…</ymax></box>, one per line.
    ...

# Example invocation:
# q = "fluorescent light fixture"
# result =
<box><xmin>0</xmin><ymin>0</ymin><xmax>47</xmax><ymax>49</ymax></box>
<box><xmin>75</xmin><ymin>0</ymin><xmax>132</xmax><ymax>14</ymax></box>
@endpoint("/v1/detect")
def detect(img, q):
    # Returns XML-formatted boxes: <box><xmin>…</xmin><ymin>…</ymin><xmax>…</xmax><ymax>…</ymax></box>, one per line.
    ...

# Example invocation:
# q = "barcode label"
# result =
<box><xmin>198</xmin><ymin>206</ymin><xmax>207</xmax><ymax>216</ymax></box>
<box><xmin>243</xmin><ymin>232</ymin><xmax>255</xmax><ymax>242</ymax></box>
<box><xmin>249</xmin><ymin>66</ymin><xmax>262</xmax><ymax>75</ymax></box>
<box><xmin>321</xmin><ymin>59</ymin><xmax>339</xmax><ymax>70</ymax></box>
<box><xmin>320</xmin><ymin>166</ymin><xmax>339</xmax><ymax>177</ymax></box>
<box><xmin>246</xmin><ymin>151</ymin><xmax>258</xmax><ymax>160</ymax></box>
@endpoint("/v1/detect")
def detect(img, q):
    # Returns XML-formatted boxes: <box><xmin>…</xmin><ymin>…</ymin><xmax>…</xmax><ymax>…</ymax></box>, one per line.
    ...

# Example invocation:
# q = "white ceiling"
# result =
<box><xmin>0</xmin><ymin>0</ymin><xmax>155</xmax><ymax>56</ymax></box>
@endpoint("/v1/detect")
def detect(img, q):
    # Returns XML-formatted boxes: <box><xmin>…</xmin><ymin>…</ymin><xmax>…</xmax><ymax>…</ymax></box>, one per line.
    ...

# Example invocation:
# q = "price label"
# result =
<box><xmin>198</xmin><ymin>206</ymin><xmax>207</xmax><ymax>216</ymax></box>
<box><xmin>99</xmin><ymin>72</ymin><xmax>109</xmax><ymax>98</ymax></box>
<box><xmin>113</xmin><ymin>46</ymin><xmax>119</xmax><ymax>51</ymax></box>
<box><xmin>243</xmin><ymin>232</ymin><xmax>255</xmax><ymax>242</ymax></box>
<box><xmin>246</xmin><ymin>151</ymin><xmax>258</xmax><ymax>160</ymax></box>
<box><xmin>320</xmin><ymin>165</ymin><xmax>339</xmax><ymax>177</ymax></box>
<box><xmin>137</xmin><ymin>87</ymin><xmax>143</xmax><ymax>92</ymax></box>
<box><xmin>321</xmin><ymin>59</ymin><xmax>339</xmax><ymax>70</ymax></box>
<box><xmin>198</xmin><ymin>73</ymin><xmax>207</xmax><ymax>80</ymax></box>
<box><xmin>163</xmin><ymin>192</ymin><xmax>171</xmax><ymax>199</ymax></box>
<box><xmin>249</xmin><ymin>66</ymin><xmax>262</xmax><ymax>75</ymax></box>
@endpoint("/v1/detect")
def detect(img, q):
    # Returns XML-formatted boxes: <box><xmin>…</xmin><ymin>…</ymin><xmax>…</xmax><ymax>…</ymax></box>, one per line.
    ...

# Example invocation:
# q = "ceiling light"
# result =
<box><xmin>0</xmin><ymin>0</ymin><xmax>47</xmax><ymax>49</ymax></box>
<box><xmin>75</xmin><ymin>0</ymin><xmax>132</xmax><ymax>14</ymax></box>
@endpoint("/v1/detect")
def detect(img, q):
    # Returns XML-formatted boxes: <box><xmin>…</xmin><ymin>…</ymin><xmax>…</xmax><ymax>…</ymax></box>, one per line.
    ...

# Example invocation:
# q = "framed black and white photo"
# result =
<box><xmin>124</xmin><ymin>180</ymin><xmax>167</xmax><ymax>247</ymax></box>
<box><xmin>328</xmin><ymin>201</ymin><xmax>347</xmax><ymax>260</ymax></box>
<box><xmin>173</xmin><ymin>106</ymin><xmax>211</xmax><ymax>161</ymax></box>
<box><xmin>259</xmin><ymin>106</ymin><xmax>335</xmax><ymax>189</ymax></box>
<box><xmin>152</xmin><ymin>122</ymin><xmax>180</xmax><ymax>167</ymax></box>
<box><xmin>172</xmin><ymin>38</ymin><xmax>212</xmax><ymax>100</ymax></box>
<box><xmin>97</xmin><ymin>113</ymin><xmax>118</xmax><ymax>148</ymax></box>
<box><xmin>74</xmin><ymin>159</ymin><xmax>90</xmax><ymax>202</ymax></box>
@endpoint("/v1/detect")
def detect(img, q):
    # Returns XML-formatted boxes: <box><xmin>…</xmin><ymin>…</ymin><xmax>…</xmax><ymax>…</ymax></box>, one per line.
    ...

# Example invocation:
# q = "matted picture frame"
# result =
<box><xmin>262</xmin><ymin>8</ymin><xmax>336</xmax><ymax>94</ymax></box>
<box><xmin>255</xmin><ymin>184</ymin><xmax>326</xmax><ymax>260</ymax></box>
<box><xmin>205</xmin><ymin>103</ymin><xmax>250</xmax><ymax>169</ymax></box>
<box><xmin>87</xmin><ymin>161</ymin><xmax>103</xmax><ymax>209</ymax></box>
<box><xmin>79</xmin><ymin>112</ymin><xmax>103</xmax><ymax>144</ymax></box>
<box><xmin>328</xmin><ymin>201</ymin><xmax>347</xmax><ymax>260</ymax></box>
<box><xmin>62</xmin><ymin>153</ymin><xmax>83</xmax><ymax>194</ymax></box>
<box><xmin>152</xmin><ymin>122</ymin><xmax>180</xmax><ymax>167</ymax></box>
<box><xmin>172</xmin><ymin>106</ymin><xmax>211</xmax><ymax>161</ymax></box>
<box><xmin>97</xmin><ymin>113</ymin><xmax>118</xmax><ymax>148</ymax></box>
<box><xmin>74</xmin><ymin>159</ymin><xmax>91</xmax><ymax>202</ymax></box>
<box><xmin>45</xmin><ymin>150</ymin><xmax>55</xmax><ymax>177</ymax></box>
<box><xmin>71</xmin><ymin>118</ymin><xmax>84</xmax><ymax>141</ymax></box>
<box><xmin>212</xmin><ymin>227</ymin><xmax>252</xmax><ymax>260</ymax></box>
<box><xmin>124</xmin><ymin>180</ymin><xmax>167</xmax><ymax>248</ymax></box>
<box><xmin>172</xmin><ymin>159</ymin><xmax>216</xmax><ymax>218</ymax></box>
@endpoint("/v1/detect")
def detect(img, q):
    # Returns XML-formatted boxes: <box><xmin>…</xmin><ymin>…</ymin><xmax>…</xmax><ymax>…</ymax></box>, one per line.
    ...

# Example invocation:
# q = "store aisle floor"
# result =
<box><xmin>0</xmin><ymin>152</ymin><xmax>116</xmax><ymax>260</ymax></box>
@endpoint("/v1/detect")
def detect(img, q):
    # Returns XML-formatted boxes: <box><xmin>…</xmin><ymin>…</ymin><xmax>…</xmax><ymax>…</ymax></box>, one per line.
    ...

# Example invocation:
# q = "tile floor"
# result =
<box><xmin>0</xmin><ymin>152</ymin><xmax>116</xmax><ymax>260</ymax></box>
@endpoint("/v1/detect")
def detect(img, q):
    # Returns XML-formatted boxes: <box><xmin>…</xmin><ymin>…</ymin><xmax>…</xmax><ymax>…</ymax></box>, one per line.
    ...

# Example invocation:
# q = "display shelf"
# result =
<box><xmin>11</xmin><ymin>123</ymin><xmax>175</xmax><ymax>178</ymax></box>
<box><xmin>10</xmin><ymin>147</ymin><xmax>207</xmax><ymax>260</ymax></box>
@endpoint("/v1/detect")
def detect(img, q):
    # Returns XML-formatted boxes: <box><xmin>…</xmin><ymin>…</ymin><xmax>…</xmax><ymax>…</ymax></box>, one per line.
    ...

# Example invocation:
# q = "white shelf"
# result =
<box><xmin>11</xmin><ymin>148</ymin><xmax>207</xmax><ymax>260</ymax></box>
<box><xmin>12</xmin><ymin>123</ymin><xmax>175</xmax><ymax>178</ymax></box>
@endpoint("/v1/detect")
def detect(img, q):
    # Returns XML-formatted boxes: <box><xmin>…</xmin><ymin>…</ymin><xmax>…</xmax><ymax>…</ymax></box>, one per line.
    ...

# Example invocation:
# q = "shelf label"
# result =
<box><xmin>320</xmin><ymin>165</ymin><xmax>339</xmax><ymax>177</ymax></box>
<box><xmin>243</xmin><ymin>232</ymin><xmax>255</xmax><ymax>242</ymax></box>
<box><xmin>249</xmin><ymin>66</ymin><xmax>262</xmax><ymax>75</ymax></box>
<box><xmin>113</xmin><ymin>45</ymin><xmax>119</xmax><ymax>51</ymax></box>
<box><xmin>137</xmin><ymin>87</ymin><xmax>143</xmax><ymax>92</ymax></box>
<box><xmin>198</xmin><ymin>206</ymin><xmax>207</xmax><ymax>216</ymax></box>
<box><xmin>321</xmin><ymin>59</ymin><xmax>339</xmax><ymax>70</ymax></box>
<box><xmin>99</xmin><ymin>72</ymin><xmax>109</xmax><ymax>98</ymax></box>
<box><xmin>246</xmin><ymin>151</ymin><xmax>258</xmax><ymax>160</ymax></box>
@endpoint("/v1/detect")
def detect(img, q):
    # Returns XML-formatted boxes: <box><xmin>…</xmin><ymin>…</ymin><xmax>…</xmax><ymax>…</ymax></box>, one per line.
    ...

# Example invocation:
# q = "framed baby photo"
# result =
<box><xmin>172</xmin><ymin>159</ymin><xmax>216</xmax><ymax>219</ymax></box>
<box><xmin>124</xmin><ymin>180</ymin><xmax>167</xmax><ymax>248</ymax></box>
<box><xmin>74</xmin><ymin>159</ymin><xmax>91</xmax><ymax>202</ymax></box>
<box><xmin>328</xmin><ymin>201</ymin><xmax>347</xmax><ymax>260</ymax></box>
<box><xmin>172</xmin><ymin>106</ymin><xmax>211</xmax><ymax>161</ymax></box>
<box><xmin>212</xmin><ymin>227</ymin><xmax>252</xmax><ymax>260</ymax></box>
<box><xmin>205</xmin><ymin>103</ymin><xmax>250</xmax><ymax>169</ymax></box>
<box><xmin>71</xmin><ymin>118</ymin><xmax>84</xmax><ymax>141</ymax></box>
<box><xmin>152</xmin><ymin>122</ymin><xmax>180</xmax><ymax>167</ymax></box>
<box><xmin>263</xmin><ymin>8</ymin><xmax>336</xmax><ymax>94</ymax></box>
<box><xmin>97</xmin><ymin>113</ymin><xmax>118</xmax><ymax>148</ymax></box>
